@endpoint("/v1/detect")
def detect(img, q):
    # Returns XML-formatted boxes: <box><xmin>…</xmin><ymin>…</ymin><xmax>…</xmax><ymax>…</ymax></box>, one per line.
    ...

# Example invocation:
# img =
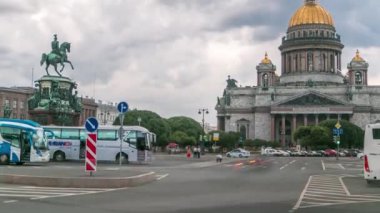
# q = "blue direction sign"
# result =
<box><xmin>117</xmin><ymin>101</ymin><xmax>129</xmax><ymax>113</ymax></box>
<box><xmin>333</xmin><ymin>128</ymin><xmax>343</xmax><ymax>135</ymax></box>
<box><xmin>85</xmin><ymin>117</ymin><xmax>99</xmax><ymax>133</ymax></box>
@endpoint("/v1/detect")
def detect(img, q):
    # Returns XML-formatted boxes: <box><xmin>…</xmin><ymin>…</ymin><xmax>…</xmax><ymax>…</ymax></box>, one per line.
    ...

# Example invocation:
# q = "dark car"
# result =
<box><xmin>324</xmin><ymin>149</ymin><xmax>337</xmax><ymax>157</ymax></box>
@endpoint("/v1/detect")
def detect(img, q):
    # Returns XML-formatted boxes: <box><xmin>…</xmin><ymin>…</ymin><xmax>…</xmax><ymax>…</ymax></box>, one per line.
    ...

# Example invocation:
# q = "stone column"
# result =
<box><xmin>281</xmin><ymin>115</ymin><xmax>286</xmax><ymax>147</ymax></box>
<box><xmin>315</xmin><ymin>114</ymin><xmax>319</xmax><ymax>125</ymax></box>
<box><xmin>271</xmin><ymin>115</ymin><xmax>275</xmax><ymax>142</ymax></box>
<box><xmin>303</xmin><ymin>114</ymin><xmax>308</xmax><ymax>126</ymax></box>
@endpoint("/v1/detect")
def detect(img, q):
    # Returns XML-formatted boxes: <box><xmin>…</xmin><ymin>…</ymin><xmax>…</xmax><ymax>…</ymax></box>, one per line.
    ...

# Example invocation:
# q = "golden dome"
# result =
<box><xmin>261</xmin><ymin>52</ymin><xmax>272</xmax><ymax>64</ymax></box>
<box><xmin>289</xmin><ymin>0</ymin><xmax>334</xmax><ymax>28</ymax></box>
<box><xmin>352</xmin><ymin>50</ymin><xmax>365</xmax><ymax>62</ymax></box>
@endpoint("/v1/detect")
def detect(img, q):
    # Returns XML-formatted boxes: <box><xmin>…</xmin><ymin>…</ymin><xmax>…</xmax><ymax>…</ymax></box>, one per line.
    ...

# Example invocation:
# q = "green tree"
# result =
<box><xmin>293</xmin><ymin>125</ymin><xmax>330</xmax><ymax>149</ymax></box>
<box><xmin>168</xmin><ymin>131</ymin><xmax>196</xmax><ymax>147</ymax></box>
<box><xmin>218</xmin><ymin>131</ymin><xmax>240</xmax><ymax>149</ymax></box>
<box><xmin>167</xmin><ymin>116</ymin><xmax>203</xmax><ymax>139</ymax></box>
<box><xmin>114</xmin><ymin>110</ymin><xmax>171</xmax><ymax>148</ymax></box>
<box><xmin>319</xmin><ymin>119</ymin><xmax>364</xmax><ymax>149</ymax></box>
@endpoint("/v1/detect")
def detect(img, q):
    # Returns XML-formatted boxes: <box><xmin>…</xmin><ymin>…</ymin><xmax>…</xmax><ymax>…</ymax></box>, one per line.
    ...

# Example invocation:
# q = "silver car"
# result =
<box><xmin>226</xmin><ymin>148</ymin><xmax>251</xmax><ymax>158</ymax></box>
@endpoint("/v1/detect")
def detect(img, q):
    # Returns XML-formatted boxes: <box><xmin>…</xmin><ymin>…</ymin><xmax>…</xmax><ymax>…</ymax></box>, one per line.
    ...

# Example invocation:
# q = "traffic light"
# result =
<box><xmin>336</xmin><ymin>136</ymin><xmax>340</xmax><ymax>145</ymax></box>
<box><xmin>333</xmin><ymin>135</ymin><xmax>337</xmax><ymax>143</ymax></box>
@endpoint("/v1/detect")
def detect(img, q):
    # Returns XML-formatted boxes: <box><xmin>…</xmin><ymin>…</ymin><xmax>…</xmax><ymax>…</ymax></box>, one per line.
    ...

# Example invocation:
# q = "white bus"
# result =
<box><xmin>0</xmin><ymin>119</ymin><xmax>50</xmax><ymax>165</ymax></box>
<box><xmin>44</xmin><ymin>125</ymin><xmax>155</xmax><ymax>163</ymax></box>
<box><xmin>363</xmin><ymin>123</ymin><xmax>380</xmax><ymax>184</ymax></box>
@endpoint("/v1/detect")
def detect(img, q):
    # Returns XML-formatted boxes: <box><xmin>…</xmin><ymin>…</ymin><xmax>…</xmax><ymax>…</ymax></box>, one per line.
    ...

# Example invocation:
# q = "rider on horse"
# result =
<box><xmin>41</xmin><ymin>34</ymin><xmax>74</xmax><ymax>76</ymax></box>
<box><xmin>51</xmin><ymin>34</ymin><xmax>60</xmax><ymax>56</ymax></box>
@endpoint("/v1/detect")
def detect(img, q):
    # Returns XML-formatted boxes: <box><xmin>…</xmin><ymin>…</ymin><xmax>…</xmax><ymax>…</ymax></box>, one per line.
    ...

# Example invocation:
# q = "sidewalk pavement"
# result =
<box><xmin>0</xmin><ymin>164</ymin><xmax>156</xmax><ymax>188</ymax></box>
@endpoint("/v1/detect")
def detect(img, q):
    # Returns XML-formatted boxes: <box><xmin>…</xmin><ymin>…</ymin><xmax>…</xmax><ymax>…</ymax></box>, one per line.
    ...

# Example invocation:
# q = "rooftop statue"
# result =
<box><xmin>40</xmin><ymin>34</ymin><xmax>74</xmax><ymax>76</ymax></box>
<box><xmin>226</xmin><ymin>75</ymin><xmax>238</xmax><ymax>89</ymax></box>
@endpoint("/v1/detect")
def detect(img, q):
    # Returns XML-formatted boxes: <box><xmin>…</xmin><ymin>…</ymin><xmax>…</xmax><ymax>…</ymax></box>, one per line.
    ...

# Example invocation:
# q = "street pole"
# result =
<box><xmin>198</xmin><ymin>108</ymin><xmax>209</xmax><ymax>155</ymax></box>
<box><xmin>119</xmin><ymin>113</ymin><xmax>124</xmax><ymax>166</ymax></box>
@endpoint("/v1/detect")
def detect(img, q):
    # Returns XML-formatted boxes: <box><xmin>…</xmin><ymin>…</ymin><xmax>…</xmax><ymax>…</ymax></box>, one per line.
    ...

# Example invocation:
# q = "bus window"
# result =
<box><xmin>61</xmin><ymin>129</ymin><xmax>80</xmax><ymax>140</ymax></box>
<box><xmin>44</xmin><ymin>130</ymin><xmax>55</xmax><ymax>139</ymax></box>
<box><xmin>79</xmin><ymin>129</ymin><xmax>87</xmax><ymax>141</ymax></box>
<box><xmin>124</xmin><ymin>130</ymin><xmax>137</xmax><ymax>147</ymax></box>
<box><xmin>0</xmin><ymin>126</ymin><xmax>21</xmax><ymax>148</ymax></box>
<box><xmin>372</xmin><ymin>128</ymin><xmax>380</xmax><ymax>139</ymax></box>
<box><xmin>50</xmin><ymin>128</ymin><xmax>62</xmax><ymax>139</ymax></box>
<box><xmin>98</xmin><ymin>130</ymin><xmax>117</xmax><ymax>141</ymax></box>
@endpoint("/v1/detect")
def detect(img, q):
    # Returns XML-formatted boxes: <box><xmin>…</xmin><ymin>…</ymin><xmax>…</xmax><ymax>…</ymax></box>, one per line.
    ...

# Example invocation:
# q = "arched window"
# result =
<box><xmin>355</xmin><ymin>72</ymin><xmax>362</xmax><ymax>85</ymax></box>
<box><xmin>307</xmin><ymin>52</ymin><xmax>313</xmax><ymax>71</ymax></box>
<box><xmin>240</xmin><ymin>125</ymin><xmax>247</xmax><ymax>140</ymax></box>
<box><xmin>263</xmin><ymin>74</ymin><xmax>269</xmax><ymax>87</ymax></box>
<box><xmin>330</xmin><ymin>54</ymin><xmax>335</xmax><ymax>72</ymax></box>
<box><xmin>295</xmin><ymin>54</ymin><xmax>298</xmax><ymax>72</ymax></box>
<box><xmin>323</xmin><ymin>54</ymin><xmax>326</xmax><ymax>71</ymax></box>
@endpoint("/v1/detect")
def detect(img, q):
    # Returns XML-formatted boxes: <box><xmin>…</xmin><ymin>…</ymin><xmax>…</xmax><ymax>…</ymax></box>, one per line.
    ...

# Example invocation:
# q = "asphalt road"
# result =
<box><xmin>0</xmin><ymin>155</ymin><xmax>379</xmax><ymax>213</ymax></box>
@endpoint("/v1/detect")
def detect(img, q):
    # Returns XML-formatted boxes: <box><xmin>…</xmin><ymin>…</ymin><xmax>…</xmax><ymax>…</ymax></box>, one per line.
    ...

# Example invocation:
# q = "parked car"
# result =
<box><xmin>324</xmin><ymin>149</ymin><xmax>337</xmax><ymax>157</ymax></box>
<box><xmin>277</xmin><ymin>150</ymin><xmax>290</xmax><ymax>157</ymax></box>
<box><xmin>226</xmin><ymin>148</ymin><xmax>250</xmax><ymax>158</ymax></box>
<box><xmin>307</xmin><ymin>151</ymin><xmax>323</xmax><ymax>157</ymax></box>
<box><xmin>262</xmin><ymin>148</ymin><xmax>282</xmax><ymax>156</ymax></box>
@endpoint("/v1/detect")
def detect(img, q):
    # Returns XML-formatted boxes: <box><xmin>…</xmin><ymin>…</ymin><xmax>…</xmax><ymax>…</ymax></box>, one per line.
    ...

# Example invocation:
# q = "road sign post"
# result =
<box><xmin>334</xmin><ymin>121</ymin><xmax>342</xmax><ymax>160</ymax></box>
<box><xmin>85</xmin><ymin>117</ymin><xmax>99</xmax><ymax>176</ymax></box>
<box><xmin>117</xmin><ymin>101</ymin><xmax>129</xmax><ymax>166</ymax></box>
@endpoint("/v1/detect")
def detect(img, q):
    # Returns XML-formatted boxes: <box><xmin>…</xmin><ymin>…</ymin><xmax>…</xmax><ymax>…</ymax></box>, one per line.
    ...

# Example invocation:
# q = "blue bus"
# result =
<box><xmin>0</xmin><ymin>119</ymin><xmax>50</xmax><ymax>165</ymax></box>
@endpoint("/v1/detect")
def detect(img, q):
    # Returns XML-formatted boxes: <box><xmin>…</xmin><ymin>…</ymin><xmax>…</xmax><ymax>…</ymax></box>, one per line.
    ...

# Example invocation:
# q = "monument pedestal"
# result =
<box><xmin>28</xmin><ymin>75</ymin><xmax>82</xmax><ymax>126</ymax></box>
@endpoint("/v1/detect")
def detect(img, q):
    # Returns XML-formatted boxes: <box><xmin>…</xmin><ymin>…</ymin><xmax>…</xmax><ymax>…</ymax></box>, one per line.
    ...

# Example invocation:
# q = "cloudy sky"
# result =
<box><xmin>1</xmin><ymin>0</ymin><xmax>380</xmax><ymax>126</ymax></box>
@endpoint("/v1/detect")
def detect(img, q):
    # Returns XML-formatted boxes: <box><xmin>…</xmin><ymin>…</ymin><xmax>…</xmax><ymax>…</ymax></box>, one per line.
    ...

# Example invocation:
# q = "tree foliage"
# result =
<box><xmin>319</xmin><ymin>119</ymin><xmax>364</xmax><ymax>148</ymax></box>
<box><xmin>114</xmin><ymin>110</ymin><xmax>171</xmax><ymax>148</ymax></box>
<box><xmin>168</xmin><ymin>131</ymin><xmax>196</xmax><ymax>147</ymax></box>
<box><xmin>167</xmin><ymin>116</ymin><xmax>203</xmax><ymax>139</ymax></box>
<box><xmin>293</xmin><ymin>126</ymin><xmax>331</xmax><ymax>149</ymax></box>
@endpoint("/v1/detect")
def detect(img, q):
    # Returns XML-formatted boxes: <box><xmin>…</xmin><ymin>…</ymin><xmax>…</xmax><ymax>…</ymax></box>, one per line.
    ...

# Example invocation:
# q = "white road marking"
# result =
<box><xmin>3</xmin><ymin>200</ymin><xmax>18</xmax><ymax>204</ymax></box>
<box><xmin>156</xmin><ymin>173</ymin><xmax>169</xmax><ymax>180</ymax></box>
<box><xmin>104</xmin><ymin>167</ymin><xmax>120</xmax><ymax>171</ymax></box>
<box><xmin>321</xmin><ymin>160</ymin><xmax>326</xmax><ymax>171</ymax></box>
<box><xmin>292</xmin><ymin>176</ymin><xmax>312</xmax><ymax>210</ymax></box>
<box><xmin>301</xmin><ymin>167</ymin><xmax>306</xmax><ymax>170</ymax></box>
<box><xmin>0</xmin><ymin>186</ymin><xmax>118</xmax><ymax>201</ymax></box>
<box><xmin>338</xmin><ymin>164</ymin><xmax>346</xmax><ymax>170</ymax></box>
<box><xmin>292</xmin><ymin>175</ymin><xmax>380</xmax><ymax>210</ymax></box>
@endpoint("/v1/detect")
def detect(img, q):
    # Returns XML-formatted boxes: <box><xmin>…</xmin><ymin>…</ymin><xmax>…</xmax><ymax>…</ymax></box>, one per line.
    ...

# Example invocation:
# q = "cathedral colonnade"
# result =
<box><xmin>270</xmin><ymin>112</ymin><xmax>351</xmax><ymax>147</ymax></box>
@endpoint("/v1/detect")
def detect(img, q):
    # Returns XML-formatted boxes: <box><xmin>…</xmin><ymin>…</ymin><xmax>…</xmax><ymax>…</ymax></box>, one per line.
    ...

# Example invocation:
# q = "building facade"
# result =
<box><xmin>0</xmin><ymin>87</ymin><xmax>35</xmax><ymax>119</ymax></box>
<box><xmin>216</xmin><ymin>0</ymin><xmax>380</xmax><ymax>147</ymax></box>
<box><xmin>96</xmin><ymin>100</ymin><xmax>119</xmax><ymax>125</ymax></box>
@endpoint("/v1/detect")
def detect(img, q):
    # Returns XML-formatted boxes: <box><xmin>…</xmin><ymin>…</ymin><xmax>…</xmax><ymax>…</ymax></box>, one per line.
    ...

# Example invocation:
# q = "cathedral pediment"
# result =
<box><xmin>276</xmin><ymin>91</ymin><xmax>347</xmax><ymax>106</ymax></box>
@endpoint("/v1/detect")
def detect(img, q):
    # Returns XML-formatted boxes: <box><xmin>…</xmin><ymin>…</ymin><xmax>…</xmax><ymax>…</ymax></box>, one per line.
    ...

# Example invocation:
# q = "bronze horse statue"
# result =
<box><xmin>40</xmin><ymin>42</ymin><xmax>74</xmax><ymax>76</ymax></box>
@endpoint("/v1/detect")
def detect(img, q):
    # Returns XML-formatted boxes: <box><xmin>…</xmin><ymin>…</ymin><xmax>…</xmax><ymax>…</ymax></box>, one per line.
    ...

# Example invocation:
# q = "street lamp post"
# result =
<box><xmin>198</xmin><ymin>108</ymin><xmax>209</xmax><ymax>155</ymax></box>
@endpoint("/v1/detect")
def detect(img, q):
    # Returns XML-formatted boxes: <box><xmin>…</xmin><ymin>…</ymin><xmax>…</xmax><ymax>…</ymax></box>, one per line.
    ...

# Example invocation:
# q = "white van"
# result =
<box><xmin>363</xmin><ymin>123</ymin><xmax>380</xmax><ymax>184</ymax></box>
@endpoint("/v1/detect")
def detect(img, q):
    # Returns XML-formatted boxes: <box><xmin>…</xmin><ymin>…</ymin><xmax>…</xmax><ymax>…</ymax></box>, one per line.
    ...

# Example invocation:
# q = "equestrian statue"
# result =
<box><xmin>40</xmin><ymin>34</ymin><xmax>74</xmax><ymax>76</ymax></box>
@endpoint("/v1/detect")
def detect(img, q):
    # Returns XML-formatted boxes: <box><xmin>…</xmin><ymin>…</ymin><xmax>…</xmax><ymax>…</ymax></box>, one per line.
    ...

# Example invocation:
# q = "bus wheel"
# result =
<box><xmin>0</xmin><ymin>154</ymin><xmax>9</xmax><ymax>165</ymax></box>
<box><xmin>116</xmin><ymin>153</ymin><xmax>129</xmax><ymax>164</ymax></box>
<box><xmin>54</xmin><ymin>151</ymin><xmax>66</xmax><ymax>162</ymax></box>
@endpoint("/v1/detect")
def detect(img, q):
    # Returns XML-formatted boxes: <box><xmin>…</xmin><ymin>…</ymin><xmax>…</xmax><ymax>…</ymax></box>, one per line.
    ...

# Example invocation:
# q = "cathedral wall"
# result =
<box><xmin>351</xmin><ymin>113</ymin><xmax>371</xmax><ymax>130</ymax></box>
<box><xmin>231</xmin><ymin>95</ymin><xmax>254</xmax><ymax>108</ymax></box>
<box><xmin>254</xmin><ymin>113</ymin><xmax>271</xmax><ymax>141</ymax></box>
<box><xmin>225</xmin><ymin>114</ymin><xmax>255</xmax><ymax>139</ymax></box>
<box><xmin>370</xmin><ymin>113</ymin><xmax>380</xmax><ymax>124</ymax></box>
<box><xmin>353</xmin><ymin>93</ymin><xmax>370</xmax><ymax>105</ymax></box>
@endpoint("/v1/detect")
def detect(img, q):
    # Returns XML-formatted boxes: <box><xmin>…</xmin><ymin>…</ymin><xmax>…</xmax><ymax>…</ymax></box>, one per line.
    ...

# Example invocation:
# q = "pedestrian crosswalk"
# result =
<box><xmin>293</xmin><ymin>175</ymin><xmax>380</xmax><ymax>210</ymax></box>
<box><xmin>0</xmin><ymin>186</ymin><xmax>116</xmax><ymax>203</ymax></box>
